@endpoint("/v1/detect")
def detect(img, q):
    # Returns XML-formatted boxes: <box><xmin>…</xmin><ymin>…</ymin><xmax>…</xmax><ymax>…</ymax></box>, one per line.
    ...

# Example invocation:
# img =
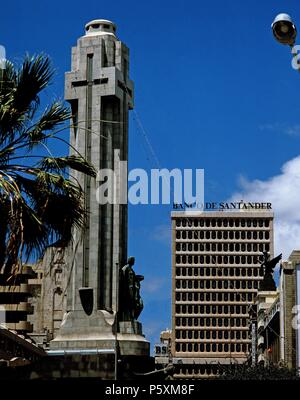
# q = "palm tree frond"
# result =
<box><xmin>0</xmin><ymin>53</ymin><xmax>95</xmax><ymax>276</ymax></box>
<box><xmin>26</xmin><ymin>102</ymin><xmax>70</xmax><ymax>148</ymax></box>
<box><xmin>14</xmin><ymin>54</ymin><xmax>53</xmax><ymax>112</ymax></box>
<box><xmin>40</xmin><ymin>155</ymin><xmax>96</xmax><ymax>177</ymax></box>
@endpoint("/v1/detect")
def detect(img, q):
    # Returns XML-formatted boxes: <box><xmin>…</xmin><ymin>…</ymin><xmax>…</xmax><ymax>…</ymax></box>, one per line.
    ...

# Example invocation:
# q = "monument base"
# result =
<box><xmin>49</xmin><ymin>310</ymin><xmax>149</xmax><ymax>356</ymax></box>
<box><xmin>28</xmin><ymin>311</ymin><xmax>152</xmax><ymax>379</ymax></box>
<box><xmin>118</xmin><ymin>320</ymin><xmax>149</xmax><ymax>356</ymax></box>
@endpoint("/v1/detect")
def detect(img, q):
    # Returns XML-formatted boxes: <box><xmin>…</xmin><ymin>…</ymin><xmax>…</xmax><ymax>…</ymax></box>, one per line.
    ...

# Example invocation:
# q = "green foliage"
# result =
<box><xmin>0</xmin><ymin>54</ymin><xmax>96</xmax><ymax>276</ymax></box>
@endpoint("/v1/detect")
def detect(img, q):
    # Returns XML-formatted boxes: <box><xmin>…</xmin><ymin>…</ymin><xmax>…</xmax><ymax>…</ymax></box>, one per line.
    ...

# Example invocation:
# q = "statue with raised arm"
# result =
<box><xmin>119</xmin><ymin>256</ymin><xmax>144</xmax><ymax>321</ymax></box>
<box><xmin>259</xmin><ymin>252</ymin><xmax>282</xmax><ymax>291</ymax></box>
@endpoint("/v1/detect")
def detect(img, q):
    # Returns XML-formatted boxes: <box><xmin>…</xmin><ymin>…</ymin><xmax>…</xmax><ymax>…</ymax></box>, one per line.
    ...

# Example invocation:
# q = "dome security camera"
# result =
<box><xmin>272</xmin><ymin>13</ymin><xmax>297</xmax><ymax>45</ymax></box>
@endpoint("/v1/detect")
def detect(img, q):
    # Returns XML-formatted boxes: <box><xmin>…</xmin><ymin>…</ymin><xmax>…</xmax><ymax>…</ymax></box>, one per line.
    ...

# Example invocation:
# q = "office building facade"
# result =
<box><xmin>171</xmin><ymin>210</ymin><xmax>274</xmax><ymax>378</ymax></box>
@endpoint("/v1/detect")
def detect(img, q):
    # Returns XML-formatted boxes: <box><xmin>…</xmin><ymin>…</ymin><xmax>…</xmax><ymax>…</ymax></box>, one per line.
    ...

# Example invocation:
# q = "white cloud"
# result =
<box><xmin>229</xmin><ymin>156</ymin><xmax>300</xmax><ymax>260</ymax></box>
<box><xmin>285</xmin><ymin>125</ymin><xmax>300</xmax><ymax>137</ymax></box>
<box><xmin>142</xmin><ymin>277</ymin><xmax>166</xmax><ymax>294</ymax></box>
<box><xmin>151</xmin><ymin>223</ymin><xmax>171</xmax><ymax>244</ymax></box>
<box><xmin>259</xmin><ymin>122</ymin><xmax>300</xmax><ymax>137</ymax></box>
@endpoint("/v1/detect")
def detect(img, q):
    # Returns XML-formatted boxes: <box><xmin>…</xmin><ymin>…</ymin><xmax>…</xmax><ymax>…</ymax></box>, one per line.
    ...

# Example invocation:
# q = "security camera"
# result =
<box><xmin>272</xmin><ymin>13</ymin><xmax>297</xmax><ymax>45</ymax></box>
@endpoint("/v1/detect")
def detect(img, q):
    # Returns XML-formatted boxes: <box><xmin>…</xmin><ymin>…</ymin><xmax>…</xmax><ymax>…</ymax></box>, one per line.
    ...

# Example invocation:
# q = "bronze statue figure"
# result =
<box><xmin>259</xmin><ymin>252</ymin><xmax>282</xmax><ymax>291</ymax></box>
<box><xmin>119</xmin><ymin>256</ymin><xmax>144</xmax><ymax>321</ymax></box>
<box><xmin>259</xmin><ymin>251</ymin><xmax>282</xmax><ymax>275</ymax></box>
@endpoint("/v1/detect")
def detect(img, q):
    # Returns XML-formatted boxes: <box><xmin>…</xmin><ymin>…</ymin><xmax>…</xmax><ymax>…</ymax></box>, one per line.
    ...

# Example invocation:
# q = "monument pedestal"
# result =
<box><xmin>50</xmin><ymin>310</ymin><xmax>116</xmax><ymax>351</ymax></box>
<box><xmin>118</xmin><ymin>321</ymin><xmax>149</xmax><ymax>356</ymax></box>
<box><xmin>28</xmin><ymin>311</ymin><xmax>151</xmax><ymax>379</ymax></box>
<box><xmin>49</xmin><ymin>311</ymin><xmax>149</xmax><ymax>356</ymax></box>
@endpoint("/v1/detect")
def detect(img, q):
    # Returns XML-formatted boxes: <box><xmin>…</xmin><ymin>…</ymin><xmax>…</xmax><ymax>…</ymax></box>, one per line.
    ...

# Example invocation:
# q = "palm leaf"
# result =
<box><xmin>40</xmin><ymin>155</ymin><xmax>96</xmax><ymax>177</ymax></box>
<box><xmin>0</xmin><ymin>53</ymin><xmax>95</xmax><ymax>276</ymax></box>
<box><xmin>26</xmin><ymin>102</ymin><xmax>70</xmax><ymax>148</ymax></box>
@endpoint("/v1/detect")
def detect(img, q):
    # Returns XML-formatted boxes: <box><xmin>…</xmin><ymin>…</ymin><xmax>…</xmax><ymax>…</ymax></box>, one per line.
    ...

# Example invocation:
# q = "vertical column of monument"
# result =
<box><xmin>64</xmin><ymin>21</ymin><xmax>134</xmax><ymax>315</ymax></box>
<box><xmin>112</xmin><ymin>41</ymin><xmax>130</xmax><ymax>311</ymax></box>
<box><xmin>65</xmin><ymin>40</ymin><xmax>90</xmax><ymax>312</ymax></box>
<box><xmin>88</xmin><ymin>38</ymin><xmax>104</xmax><ymax>313</ymax></box>
<box><xmin>98</xmin><ymin>35</ymin><xmax>116</xmax><ymax>311</ymax></box>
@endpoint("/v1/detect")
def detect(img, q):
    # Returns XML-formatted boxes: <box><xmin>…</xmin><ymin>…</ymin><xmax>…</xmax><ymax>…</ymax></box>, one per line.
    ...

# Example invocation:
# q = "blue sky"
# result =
<box><xmin>2</xmin><ymin>0</ymin><xmax>300</xmax><ymax>350</ymax></box>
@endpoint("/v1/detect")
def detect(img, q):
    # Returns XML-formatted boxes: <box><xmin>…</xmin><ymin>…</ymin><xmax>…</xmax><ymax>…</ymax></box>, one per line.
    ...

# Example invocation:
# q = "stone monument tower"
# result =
<box><xmin>50</xmin><ymin>20</ymin><xmax>149</xmax><ymax>363</ymax></box>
